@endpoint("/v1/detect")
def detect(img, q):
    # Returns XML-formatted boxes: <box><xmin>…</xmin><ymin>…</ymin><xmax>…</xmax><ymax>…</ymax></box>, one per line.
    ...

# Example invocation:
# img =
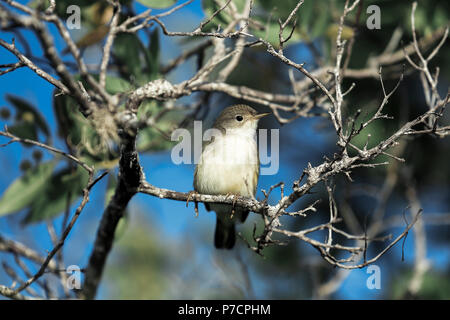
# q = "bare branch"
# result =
<box><xmin>0</xmin><ymin>130</ymin><xmax>93</xmax><ymax>173</ymax></box>
<box><xmin>0</xmin><ymin>39</ymin><xmax>70</xmax><ymax>94</ymax></box>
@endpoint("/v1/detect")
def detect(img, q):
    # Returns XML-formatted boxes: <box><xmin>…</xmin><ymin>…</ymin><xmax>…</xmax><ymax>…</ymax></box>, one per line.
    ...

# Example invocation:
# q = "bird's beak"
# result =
<box><xmin>252</xmin><ymin>112</ymin><xmax>271</xmax><ymax>120</ymax></box>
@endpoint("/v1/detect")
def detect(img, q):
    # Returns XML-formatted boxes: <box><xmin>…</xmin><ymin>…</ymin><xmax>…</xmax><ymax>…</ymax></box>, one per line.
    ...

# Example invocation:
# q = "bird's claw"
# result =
<box><xmin>186</xmin><ymin>190</ymin><xmax>199</xmax><ymax>217</ymax></box>
<box><xmin>225</xmin><ymin>193</ymin><xmax>240</xmax><ymax>219</ymax></box>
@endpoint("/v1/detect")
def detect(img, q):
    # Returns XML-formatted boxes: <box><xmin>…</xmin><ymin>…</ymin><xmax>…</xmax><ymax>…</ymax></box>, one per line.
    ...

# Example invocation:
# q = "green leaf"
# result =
<box><xmin>53</xmin><ymin>92</ymin><xmax>87</xmax><ymax>146</ymax></box>
<box><xmin>27</xmin><ymin>0</ymin><xmax>51</xmax><ymax>10</ymax></box>
<box><xmin>8</xmin><ymin>122</ymin><xmax>38</xmax><ymax>142</ymax></box>
<box><xmin>0</xmin><ymin>161</ymin><xmax>55</xmax><ymax>217</ymax></box>
<box><xmin>311</xmin><ymin>8</ymin><xmax>330</xmax><ymax>38</ymax></box>
<box><xmin>113</xmin><ymin>33</ymin><xmax>144</xmax><ymax>83</ymax></box>
<box><xmin>296</xmin><ymin>0</ymin><xmax>313</xmax><ymax>33</ymax></box>
<box><xmin>53</xmin><ymin>87</ymin><xmax>120</xmax><ymax>169</ymax></box>
<box><xmin>146</xmin><ymin>28</ymin><xmax>160</xmax><ymax>80</ymax></box>
<box><xmin>259</xmin><ymin>21</ymin><xmax>300</xmax><ymax>48</ymax></box>
<box><xmin>136</xmin><ymin>101</ymin><xmax>179</xmax><ymax>152</ymax></box>
<box><xmin>136</xmin><ymin>0</ymin><xmax>177</xmax><ymax>9</ymax></box>
<box><xmin>137</xmin><ymin>127</ymin><xmax>176</xmax><ymax>152</ymax></box>
<box><xmin>23</xmin><ymin>166</ymin><xmax>89</xmax><ymax>224</ymax></box>
<box><xmin>7</xmin><ymin>94</ymin><xmax>50</xmax><ymax>139</ymax></box>
<box><xmin>112</xmin><ymin>33</ymin><xmax>155</xmax><ymax>84</ymax></box>
<box><xmin>202</xmin><ymin>0</ymin><xmax>247</xmax><ymax>26</ymax></box>
<box><xmin>105</xmin><ymin>76</ymin><xmax>133</xmax><ymax>95</ymax></box>
<box><xmin>202</xmin><ymin>0</ymin><xmax>303</xmax><ymax>47</ymax></box>
<box><xmin>201</xmin><ymin>0</ymin><xmax>233</xmax><ymax>27</ymax></box>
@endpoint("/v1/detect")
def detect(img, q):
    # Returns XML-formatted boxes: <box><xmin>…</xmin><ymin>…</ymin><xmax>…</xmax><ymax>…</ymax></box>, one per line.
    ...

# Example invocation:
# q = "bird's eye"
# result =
<box><xmin>236</xmin><ymin>115</ymin><xmax>243</xmax><ymax>121</ymax></box>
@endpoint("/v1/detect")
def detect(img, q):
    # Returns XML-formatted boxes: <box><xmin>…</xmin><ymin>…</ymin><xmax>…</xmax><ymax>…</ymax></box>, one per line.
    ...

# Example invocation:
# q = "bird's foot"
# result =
<box><xmin>225</xmin><ymin>193</ymin><xmax>240</xmax><ymax>219</ymax></box>
<box><xmin>186</xmin><ymin>190</ymin><xmax>199</xmax><ymax>217</ymax></box>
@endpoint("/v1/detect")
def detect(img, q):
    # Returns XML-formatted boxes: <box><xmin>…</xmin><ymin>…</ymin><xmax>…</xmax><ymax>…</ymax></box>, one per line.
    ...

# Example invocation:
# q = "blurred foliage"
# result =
<box><xmin>0</xmin><ymin>1</ymin><xmax>176</xmax><ymax>223</ymax></box>
<box><xmin>136</xmin><ymin>101</ymin><xmax>180</xmax><ymax>152</ymax></box>
<box><xmin>0</xmin><ymin>161</ymin><xmax>55</xmax><ymax>217</ymax></box>
<box><xmin>201</xmin><ymin>0</ymin><xmax>450</xmax><ymax>300</ymax></box>
<box><xmin>391</xmin><ymin>270</ymin><xmax>450</xmax><ymax>299</ymax></box>
<box><xmin>104</xmin><ymin>215</ymin><xmax>172</xmax><ymax>299</ymax></box>
<box><xmin>22</xmin><ymin>165</ymin><xmax>89</xmax><ymax>224</ymax></box>
<box><xmin>136</xmin><ymin>0</ymin><xmax>177</xmax><ymax>9</ymax></box>
<box><xmin>6</xmin><ymin>95</ymin><xmax>50</xmax><ymax>143</ymax></box>
<box><xmin>202</xmin><ymin>0</ymin><xmax>450</xmax><ymax>51</ymax></box>
<box><xmin>53</xmin><ymin>80</ymin><xmax>121</xmax><ymax>169</ymax></box>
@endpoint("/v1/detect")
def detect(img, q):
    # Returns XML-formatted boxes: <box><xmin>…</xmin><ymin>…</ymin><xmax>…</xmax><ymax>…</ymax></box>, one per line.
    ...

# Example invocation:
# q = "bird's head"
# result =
<box><xmin>213</xmin><ymin>104</ymin><xmax>270</xmax><ymax>132</ymax></box>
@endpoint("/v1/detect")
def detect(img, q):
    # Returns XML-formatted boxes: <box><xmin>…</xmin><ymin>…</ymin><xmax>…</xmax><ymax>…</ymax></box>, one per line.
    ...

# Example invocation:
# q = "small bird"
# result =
<box><xmin>194</xmin><ymin>105</ymin><xmax>269</xmax><ymax>249</ymax></box>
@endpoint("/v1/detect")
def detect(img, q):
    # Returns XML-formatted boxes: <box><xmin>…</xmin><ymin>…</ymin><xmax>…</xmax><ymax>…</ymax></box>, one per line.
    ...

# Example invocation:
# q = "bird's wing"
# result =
<box><xmin>252</xmin><ymin>148</ymin><xmax>260</xmax><ymax>198</ymax></box>
<box><xmin>194</xmin><ymin>161</ymin><xmax>212</xmax><ymax>211</ymax></box>
<box><xmin>193</xmin><ymin>164</ymin><xmax>199</xmax><ymax>191</ymax></box>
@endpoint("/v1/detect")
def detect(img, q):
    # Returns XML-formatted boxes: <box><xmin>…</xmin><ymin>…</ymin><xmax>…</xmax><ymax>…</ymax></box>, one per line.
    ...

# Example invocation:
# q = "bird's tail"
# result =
<box><xmin>214</xmin><ymin>218</ymin><xmax>236</xmax><ymax>249</ymax></box>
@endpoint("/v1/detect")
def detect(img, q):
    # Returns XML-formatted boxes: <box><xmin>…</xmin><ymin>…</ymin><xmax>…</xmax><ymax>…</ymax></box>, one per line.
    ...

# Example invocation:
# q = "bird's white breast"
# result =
<box><xmin>195</xmin><ymin>127</ymin><xmax>259</xmax><ymax>198</ymax></box>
